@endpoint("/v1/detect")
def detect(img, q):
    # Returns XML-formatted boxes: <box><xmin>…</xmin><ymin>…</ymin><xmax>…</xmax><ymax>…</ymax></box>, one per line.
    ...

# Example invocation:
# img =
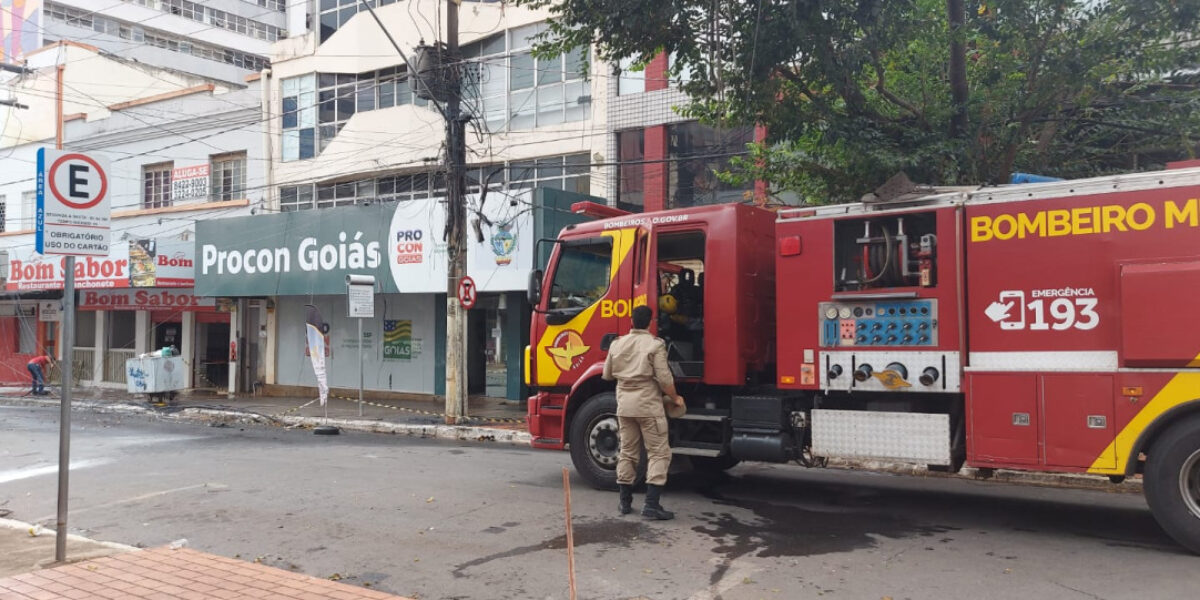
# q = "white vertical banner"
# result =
<box><xmin>304</xmin><ymin>304</ymin><xmax>330</xmax><ymax>406</ymax></box>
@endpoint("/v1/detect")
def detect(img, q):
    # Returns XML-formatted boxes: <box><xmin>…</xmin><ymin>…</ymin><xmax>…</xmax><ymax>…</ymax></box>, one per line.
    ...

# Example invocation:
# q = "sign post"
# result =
<box><xmin>36</xmin><ymin>147</ymin><xmax>111</xmax><ymax>564</ymax></box>
<box><xmin>346</xmin><ymin>275</ymin><xmax>376</xmax><ymax>418</ymax></box>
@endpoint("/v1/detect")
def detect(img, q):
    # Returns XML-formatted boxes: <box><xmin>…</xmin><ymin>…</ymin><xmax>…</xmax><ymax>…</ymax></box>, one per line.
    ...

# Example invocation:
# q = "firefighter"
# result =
<box><xmin>602</xmin><ymin>305</ymin><xmax>686</xmax><ymax>520</ymax></box>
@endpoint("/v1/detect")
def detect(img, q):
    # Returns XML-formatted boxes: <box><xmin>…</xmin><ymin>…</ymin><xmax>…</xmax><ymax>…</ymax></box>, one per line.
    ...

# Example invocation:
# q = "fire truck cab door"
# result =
<box><xmin>532</xmin><ymin>230</ymin><xmax>632</xmax><ymax>387</ymax></box>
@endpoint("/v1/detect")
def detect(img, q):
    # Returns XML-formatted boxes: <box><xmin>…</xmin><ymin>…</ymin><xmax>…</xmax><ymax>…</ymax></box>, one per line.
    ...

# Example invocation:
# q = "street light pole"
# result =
<box><xmin>54</xmin><ymin>59</ymin><xmax>76</xmax><ymax>565</ymax></box>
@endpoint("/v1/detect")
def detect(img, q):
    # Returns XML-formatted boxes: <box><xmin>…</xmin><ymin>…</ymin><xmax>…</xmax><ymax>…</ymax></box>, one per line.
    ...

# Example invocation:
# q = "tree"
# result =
<box><xmin>521</xmin><ymin>0</ymin><xmax>1200</xmax><ymax>203</ymax></box>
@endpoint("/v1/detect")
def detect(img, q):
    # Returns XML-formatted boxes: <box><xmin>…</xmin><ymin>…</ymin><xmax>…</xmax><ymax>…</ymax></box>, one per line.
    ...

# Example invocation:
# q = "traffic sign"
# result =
<box><xmin>36</xmin><ymin>148</ymin><xmax>111</xmax><ymax>256</ymax></box>
<box><xmin>458</xmin><ymin>276</ymin><xmax>477</xmax><ymax>310</ymax></box>
<box><xmin>346</xmin><ymin>274</ymin><xmax>376</xmax><ymax>318</ymax></box>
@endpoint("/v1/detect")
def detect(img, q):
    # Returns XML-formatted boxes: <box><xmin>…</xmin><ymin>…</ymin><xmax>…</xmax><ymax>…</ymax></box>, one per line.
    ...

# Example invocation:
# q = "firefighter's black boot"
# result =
<box><xmin>641</xmin><ymin>484</ymin><xmax>675</xmax><ymax>520</ymax></box>
<box><xmin>618</xmin><ymin>484</ymin><xmax>634</xmax><ymax>516</ymax></box>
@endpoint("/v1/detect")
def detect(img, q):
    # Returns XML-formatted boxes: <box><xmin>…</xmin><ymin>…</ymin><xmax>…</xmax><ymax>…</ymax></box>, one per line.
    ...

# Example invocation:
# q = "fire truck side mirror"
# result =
<box><xmin>528</xmin><ymin>269</ymin><xmax>544</xmax><ymax>309</ymax></box>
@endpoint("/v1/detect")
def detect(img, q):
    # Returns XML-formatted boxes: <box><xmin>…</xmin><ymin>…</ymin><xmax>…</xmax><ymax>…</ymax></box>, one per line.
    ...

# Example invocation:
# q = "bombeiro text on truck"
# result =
<box><xmin>524</xmin><ymin>164</ymin><xmax>1200</xmax><ymax>553</ymax></box>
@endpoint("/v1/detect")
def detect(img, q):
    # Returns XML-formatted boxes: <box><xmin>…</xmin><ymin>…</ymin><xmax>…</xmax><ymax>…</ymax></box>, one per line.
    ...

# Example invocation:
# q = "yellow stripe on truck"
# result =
<box><xmin>524</xmin><ymin>345</ymin><xmax>531</xmax><ymax>386</ymax></box>
<box><xmin>1088</xmin><ymin>356</ymin><xmax>1200</xmax><ymax>475</ymax></box>
<box><xmin>533</xmin><ymin>229</ymin><xmax>637</xmax><ymax>387</ymax></box>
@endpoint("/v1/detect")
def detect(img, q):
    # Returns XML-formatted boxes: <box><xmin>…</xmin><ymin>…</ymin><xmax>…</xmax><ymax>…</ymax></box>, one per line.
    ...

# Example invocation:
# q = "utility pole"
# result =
<box><xmin>358</xmin><ymin>0</ymin><xmax>468</xmax><ymax>424</ymax></box>
<box><xmin>443</xmin><ymin>0</ymin><xmax>468</xmax><ymax>424</ymax></box>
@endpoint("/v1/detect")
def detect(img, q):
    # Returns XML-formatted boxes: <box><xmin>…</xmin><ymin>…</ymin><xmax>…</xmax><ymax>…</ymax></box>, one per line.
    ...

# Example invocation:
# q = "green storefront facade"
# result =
<box><xmin>194</xmin><ymin>188</ymin><xmax>592</xmax><ymax>401</ymax></box>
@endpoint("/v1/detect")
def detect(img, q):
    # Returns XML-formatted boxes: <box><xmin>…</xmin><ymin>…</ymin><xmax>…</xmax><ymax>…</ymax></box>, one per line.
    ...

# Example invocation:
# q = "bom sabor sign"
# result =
<box><xmin>971</xmin><ymin>197</ymin><xmax>1198</xmax><ymax>242</ymax></box>
<box><xmin>5</xmin><ymin>239</ymin><xmax>195</xmax><ymax>291</ymax></box>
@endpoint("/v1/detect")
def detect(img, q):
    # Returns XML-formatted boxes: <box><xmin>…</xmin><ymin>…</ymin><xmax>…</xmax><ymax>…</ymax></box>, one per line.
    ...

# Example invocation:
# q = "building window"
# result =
<box><xmin>21</xmin><ymin>190</ymin><xmax>35</xmax><ymax>230</ymax></box>
<box><xmin>616</xmin><ymin>56</ymin><xmax>646</xmax><ymax>96</ymax></box>
<box><xmin>276</xmin><ymin>155</ymin><xmax>587</xmax><ymax>213</ymax></box>
<box><xmin>506</xmin><ymin>154</ymin><xmax>591</xmax><ymax>195</ymax></box>
<box><xmin>210</xmin><ymin>152</ymin><xmax>247</xmax><ymax>201</ymax></box>
<box><xmin>377</xmin><ymin>173</ymin><xmax>435</xmax><ymax>202</ymax></box>
<box><xmin>45</xmin><ymin>2</ymin><xmax>267</xmax><ymax>70</ymax></box>
<box><xmin>107</xmin><ymin>311</ymin><xmax>137</xmax><ymax>349</ymax></box>
<box><xmin>142</xmin><ymin>162</ymin><xmax>174</xmax><ymax>209</ymax></box>
<box><xmin>316</xmin><ymin>180</ymin><xmax>372</xmax><ymax>208</ymax></box>
<box><xmin>667</xmin><ymin>122</ymin><xmax>754</xmax><ymax>208</ymax></box>
<box><xmin>17</xmin><ymin>308</ymin><xmax>36</xmax><ymax>354</ymax></box>
<box><xmin>375</xmin><ymin>67</ymin><xmax>429</xmax><ymax>110</ymax></box>
<box><xmin>318</xmin><ymin>0</ymin><xmax>399</xmax><ymax>43</ymax></box>
<box><xmin>152</xmin><ymin>0</ymin><xmax>284</xmax><ymax>41</ymax></box>
<box><xmin>463</xmin><ymin>22</ymin><xmax>590</xmax><ymax>132</ymax></box>
<box><xmin>317</xmin><ymin>73</ymin><xmax>359</xmax><ymax>153</ymax></box>
<box><xmin>281</xmin><ymin>75</ymin><xmax>316</xmax><ymax>161</ymax></box>
<box><xmin>617</xmin><ymin>130</ymin><xmax>645</xmax><ymax>211</ymax></box>
<box><xmin>283</xmin><ymin>69</ymin><xmax>440</xmax><ymax>157</ymax></box>
<box><xmin>279</xmin><ymin>184</ymin><xmax>315</xmax><ymax>211</ymax></box>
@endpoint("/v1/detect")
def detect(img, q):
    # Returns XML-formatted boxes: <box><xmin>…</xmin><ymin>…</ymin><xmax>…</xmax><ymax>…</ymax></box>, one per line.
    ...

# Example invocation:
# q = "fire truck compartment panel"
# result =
<box><xmin>811</xmin><ymin>409</ymin><xmax>951</xmax><ymax>465</ymax></box>
<box><xmin>819</xmin><ymin>299</ymin><xmax>938</xmax><ymax>347</ymax></box>
<box><xmin>967</xmin><ymin>373</ymin><xmax>1040</xmax><ymax>465</ymax></box>
<box><xmin>820</xmin><ymin>351</ymin><xmax>960</xmax><ymax>393</ymax></box>
<box><xmin>1119</xmin><ymin>260</ymin><xmax>1200</xmax><ymax>367</ymax></box>
<box><xmin>1041</xmin><ymin>374</ymin><xmax>1116</xmax><ymax>469</ymax></box>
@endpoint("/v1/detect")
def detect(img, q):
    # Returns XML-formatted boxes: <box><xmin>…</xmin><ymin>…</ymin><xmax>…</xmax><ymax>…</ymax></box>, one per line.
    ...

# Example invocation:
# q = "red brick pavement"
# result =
<box><xmin>0</xmin><ymin>547</ymin><xmax>412</xmax><ymax>600</ymax></box>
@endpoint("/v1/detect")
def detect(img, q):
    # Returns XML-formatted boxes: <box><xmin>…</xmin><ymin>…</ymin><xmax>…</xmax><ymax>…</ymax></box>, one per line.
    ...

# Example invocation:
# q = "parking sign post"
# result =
<box><xmin>346</xmin><ymin>275</ymin><xmax>376</xmax><ymax>418</ymax></box>
<box><xmin>37</xmin><ymin>146</ymin><xmax>110</xmax><ymax>563</ymax></box>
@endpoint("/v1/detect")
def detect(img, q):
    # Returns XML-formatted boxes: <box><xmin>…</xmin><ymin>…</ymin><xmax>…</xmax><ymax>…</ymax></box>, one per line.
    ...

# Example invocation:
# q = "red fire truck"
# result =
<box><xmin>525</xmin><ymin>165</ymin><xmax>1200</xmax><ymax>553</ymax></box>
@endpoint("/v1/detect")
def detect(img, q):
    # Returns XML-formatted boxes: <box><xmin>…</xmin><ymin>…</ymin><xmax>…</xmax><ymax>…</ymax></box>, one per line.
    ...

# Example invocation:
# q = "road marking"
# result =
<box><xmin>33</xmin><ymin>483</ymin><xmax>216</xmax><ymax>524</ymax></box>
<box><xmin>0</xmin><ymin>458</ymin><xmax>111</xmax><ymax>484</ymax></box>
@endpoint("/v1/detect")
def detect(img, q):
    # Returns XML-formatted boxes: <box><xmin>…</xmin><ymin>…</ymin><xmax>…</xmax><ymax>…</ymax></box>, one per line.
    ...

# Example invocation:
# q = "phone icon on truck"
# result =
<box><xmin>997</xmin><ymin>290</ymin><xmax>1025</xmax><ymax>329</ymax></box>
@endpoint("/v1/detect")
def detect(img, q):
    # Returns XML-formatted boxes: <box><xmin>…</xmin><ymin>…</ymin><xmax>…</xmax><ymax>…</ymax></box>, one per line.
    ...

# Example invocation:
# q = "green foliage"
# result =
<box><xmin>519</xmin><ymin>0</ymin><xmax>1200</xmax><ymax>203</ymax></box>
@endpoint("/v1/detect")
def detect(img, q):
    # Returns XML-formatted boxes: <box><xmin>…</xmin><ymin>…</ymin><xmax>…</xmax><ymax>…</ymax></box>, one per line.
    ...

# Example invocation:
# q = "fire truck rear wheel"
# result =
<box><xmin>568</xmin><ymin>392</ymin><xmax>644</xmax><ymax>491</ymax></box>
<box><xmin>1144</xmin><ymin>416</ymin><xmax>1200</xmax><ymax>554</ymax></box>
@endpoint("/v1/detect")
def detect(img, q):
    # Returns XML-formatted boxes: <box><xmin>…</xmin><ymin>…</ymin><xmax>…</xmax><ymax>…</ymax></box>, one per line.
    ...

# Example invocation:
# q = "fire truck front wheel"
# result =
<box><xmin>1144</xmin><ymin>416</ymin><xmax>1200</xmax><ymax>554</ymax></box>
<box><xmin>568</xmin><ymin>392</ymin><xmax>645</xmax><ymax>490</ymax></box>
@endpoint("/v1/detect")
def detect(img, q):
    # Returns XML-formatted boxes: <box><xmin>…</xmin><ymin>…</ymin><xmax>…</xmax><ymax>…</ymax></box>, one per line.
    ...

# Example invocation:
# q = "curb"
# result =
<box><xmin>0</xmin><ymin>518</ymin><xmax>139</xmax><ymax>553</ymax></box>
<box><xmin>0</xmin><ymin>396</ymin><xmax>533</xmax><ymax>446</ymax></box>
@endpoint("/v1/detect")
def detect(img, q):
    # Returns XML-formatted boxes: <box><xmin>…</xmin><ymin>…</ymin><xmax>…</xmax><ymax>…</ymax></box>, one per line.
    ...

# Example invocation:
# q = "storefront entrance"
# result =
<box><xmin>466</xmin><ymin>292</ymin><xmax>528</xmax><ymax>400</ymax></box>
<box><xmin>195</xmin><ymin>318</ymin><xmax>230</xmax><ymax>389</ymax></box>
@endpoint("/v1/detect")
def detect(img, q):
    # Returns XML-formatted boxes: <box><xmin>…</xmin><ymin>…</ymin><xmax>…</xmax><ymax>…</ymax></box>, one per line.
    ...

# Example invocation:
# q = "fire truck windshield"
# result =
<box><xmin>547</xmin><ymin>240</ymin><xmax>612</xmax><ymax>311</ymax></box>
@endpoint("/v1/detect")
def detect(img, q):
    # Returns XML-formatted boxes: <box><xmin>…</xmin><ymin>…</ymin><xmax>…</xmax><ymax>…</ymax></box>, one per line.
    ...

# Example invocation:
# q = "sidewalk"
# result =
<box><xmin>0</xmin><ymin>519</ymin><xmax>411</xmax><ymax>600</ymax></box>
<box><xmin>0</xmin><ymin>385</ymin><xmax>532</xmax><ymax>446</ymax></box>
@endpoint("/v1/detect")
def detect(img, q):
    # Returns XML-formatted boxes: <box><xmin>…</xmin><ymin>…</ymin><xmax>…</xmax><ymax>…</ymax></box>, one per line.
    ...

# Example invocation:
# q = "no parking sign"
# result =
<box><xmin>36</xmin><ymin>148</ymin><xmax>111</xmax><ymax>256</ymax></box>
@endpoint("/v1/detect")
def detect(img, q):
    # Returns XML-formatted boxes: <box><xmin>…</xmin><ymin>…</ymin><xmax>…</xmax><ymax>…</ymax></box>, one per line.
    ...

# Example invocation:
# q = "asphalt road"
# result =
<box><xmin>1</xmin><ymin>405</ymin><xmax>1196</xmax><ymax>600</ymax></box>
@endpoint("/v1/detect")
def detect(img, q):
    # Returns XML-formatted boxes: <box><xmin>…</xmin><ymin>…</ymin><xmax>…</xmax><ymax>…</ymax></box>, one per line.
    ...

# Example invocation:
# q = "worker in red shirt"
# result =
<box><xmin>27</xmin><ymin>354</ymin><xmax>51</xmax><ymax>396</ymax></box>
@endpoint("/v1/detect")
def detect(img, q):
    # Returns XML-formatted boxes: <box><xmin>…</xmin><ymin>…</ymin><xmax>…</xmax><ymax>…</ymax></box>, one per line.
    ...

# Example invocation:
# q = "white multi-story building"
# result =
<box><xmin>41</xmin><ymin>0</ymin><xmax>287</xmax><ymax>84</ymax></box>
<box><xmin>0</xmin><ymin>42</ymin><xmax>263</xmax><ymax>390</ymax></box>
<box><xmin>265</xmin><ymin>0</ymin><xmax>605</xmax><ymax>208</ymax></box>
<box><xmin>184</xmin><ymin>0</ymin><xmax>611</xmax><ymax>400</ymax></box>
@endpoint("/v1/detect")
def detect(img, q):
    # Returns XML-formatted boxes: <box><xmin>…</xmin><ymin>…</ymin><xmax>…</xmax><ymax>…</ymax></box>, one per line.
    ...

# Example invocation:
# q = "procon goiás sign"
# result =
<box><xmin>194</xmin><ymin>193</ymin><xmax>534</xmax><ymax>297</ymax></box>
<box><xmin>4</xmin><ymin>240</ymin><xmax>196</xmax><ymax>291</ymax></box>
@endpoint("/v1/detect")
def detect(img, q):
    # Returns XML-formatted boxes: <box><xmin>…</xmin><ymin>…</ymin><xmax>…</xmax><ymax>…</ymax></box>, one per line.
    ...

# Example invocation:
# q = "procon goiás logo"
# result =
<box><xmin>546</xmin><ymin>330</ymin><xmax>590</xmax><ymax>371</ymax></box>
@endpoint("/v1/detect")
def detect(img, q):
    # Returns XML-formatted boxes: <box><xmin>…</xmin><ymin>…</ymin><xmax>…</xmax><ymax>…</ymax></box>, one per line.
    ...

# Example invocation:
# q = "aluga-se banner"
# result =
<box><xmin>304</xmin><ymin>304</ymin><xmax>330</xmax><ymax>406</ymax></box>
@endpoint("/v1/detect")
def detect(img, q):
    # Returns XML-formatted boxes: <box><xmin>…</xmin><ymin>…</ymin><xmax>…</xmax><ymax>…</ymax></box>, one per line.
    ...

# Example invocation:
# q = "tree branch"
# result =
<box><xmin>869</xmin><ymin>54</ymin><xmax>931</xmax><ymax>129</ymax></box>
